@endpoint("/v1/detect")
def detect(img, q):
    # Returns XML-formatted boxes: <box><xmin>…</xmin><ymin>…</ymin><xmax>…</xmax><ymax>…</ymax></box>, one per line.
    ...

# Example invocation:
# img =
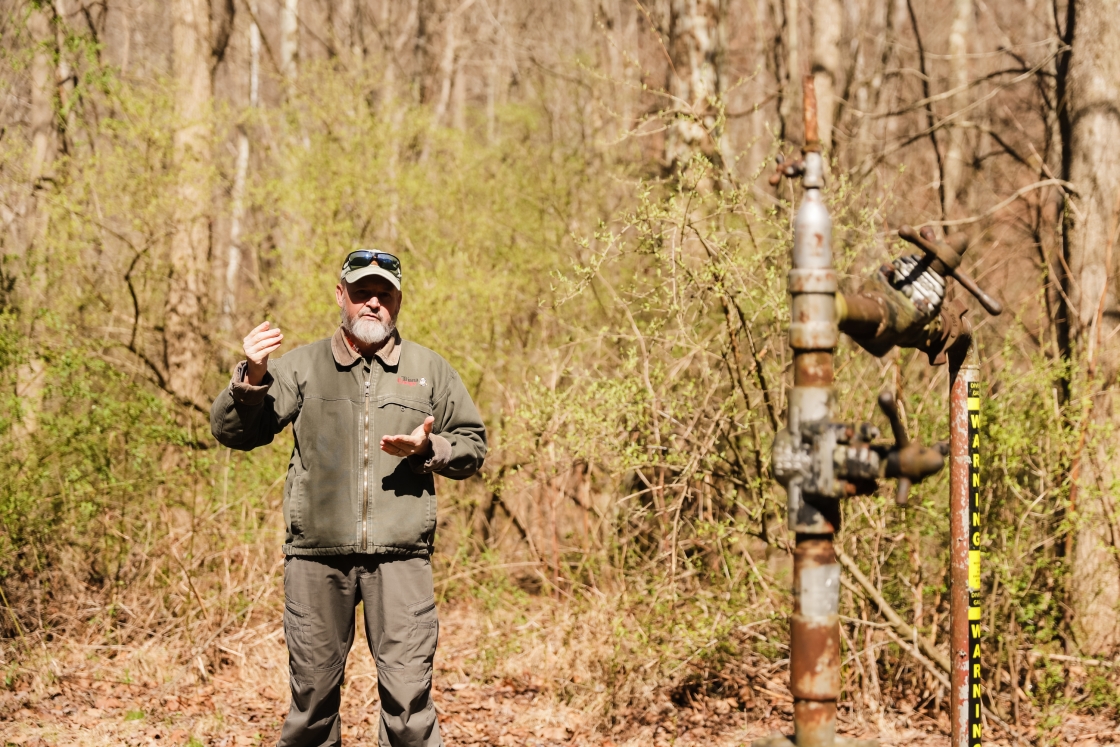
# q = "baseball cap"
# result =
<box><xmin>340</xmin><ymin>250</ymin><xmax>402</xmax><ymax>290</ymax></box>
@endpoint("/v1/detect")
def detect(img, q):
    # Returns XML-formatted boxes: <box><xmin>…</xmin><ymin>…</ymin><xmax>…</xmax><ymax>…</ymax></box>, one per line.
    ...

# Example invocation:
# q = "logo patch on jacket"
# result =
<box><xmin>398</xmin><ymin>376</ymin><xmax>427</xmax><ymax>387</ymax></box>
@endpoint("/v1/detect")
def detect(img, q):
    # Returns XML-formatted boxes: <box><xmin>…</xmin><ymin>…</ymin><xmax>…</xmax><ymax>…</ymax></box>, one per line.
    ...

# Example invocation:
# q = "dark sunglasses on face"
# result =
<box><xmin>342</xmin><ymin>250</ymin><xmax>402</xmax><ymax>279</ymax></box>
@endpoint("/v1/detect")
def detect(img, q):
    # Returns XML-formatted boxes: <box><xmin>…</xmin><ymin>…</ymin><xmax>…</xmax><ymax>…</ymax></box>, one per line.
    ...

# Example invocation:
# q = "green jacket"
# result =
<box><xmin>210</xmin><ymin>328</ymin><xmax>487</xmax><ymax>557</ymax></box>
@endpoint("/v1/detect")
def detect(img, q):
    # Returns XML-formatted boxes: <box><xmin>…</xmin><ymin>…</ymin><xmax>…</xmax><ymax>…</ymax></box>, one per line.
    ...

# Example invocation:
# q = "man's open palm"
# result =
<box><xmin>381</xmin><ymin>416</ymin><xmax>435</xmax><ymax>458</ymax></box>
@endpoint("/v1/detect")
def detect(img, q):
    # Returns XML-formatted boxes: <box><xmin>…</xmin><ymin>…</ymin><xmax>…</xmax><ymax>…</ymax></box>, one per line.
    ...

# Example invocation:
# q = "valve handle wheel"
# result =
<box><xmin>897</xmin><ymin>225</ymin><xmax>1003</xmax><ymax>317</ymax></box>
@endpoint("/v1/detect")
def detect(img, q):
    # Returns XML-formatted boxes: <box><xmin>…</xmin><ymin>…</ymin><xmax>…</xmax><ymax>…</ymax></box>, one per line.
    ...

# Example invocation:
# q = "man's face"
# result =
<box><xmin>337</xmin><ymin>275</ymin><xmax>401</xmax><ymax>324</ymax></box>
<box><xmin>336</xmin><ymin>276</ymin><xmax>402</xmax><ymax>348</ymax></box>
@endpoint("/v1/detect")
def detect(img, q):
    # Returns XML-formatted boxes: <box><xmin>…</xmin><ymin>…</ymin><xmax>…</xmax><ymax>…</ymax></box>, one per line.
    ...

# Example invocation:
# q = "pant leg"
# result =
<box><xmin>277</xmin><ymin>556</ymin><xmax>360</xmax><ymax>747</ymax></box>
<box><xmin>360</xmin><ymin>556</ymin><xmax>441</xmax><ymax>747</ymax></box>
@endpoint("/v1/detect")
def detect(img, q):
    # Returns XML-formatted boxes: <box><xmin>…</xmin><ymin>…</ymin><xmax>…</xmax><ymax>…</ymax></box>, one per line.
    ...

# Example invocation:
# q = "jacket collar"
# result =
<box><xmin>331</xmin><ymin>325</ymin><xmax>402</xmax><ymax>368</ymax></box>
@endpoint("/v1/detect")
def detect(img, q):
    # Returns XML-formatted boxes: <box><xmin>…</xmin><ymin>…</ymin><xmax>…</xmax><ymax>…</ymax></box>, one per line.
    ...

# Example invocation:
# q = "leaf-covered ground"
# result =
<box><xmin>1</xmin><ymin>601</ymin><xmax>1114</xmax><ymax>747</ymax></box>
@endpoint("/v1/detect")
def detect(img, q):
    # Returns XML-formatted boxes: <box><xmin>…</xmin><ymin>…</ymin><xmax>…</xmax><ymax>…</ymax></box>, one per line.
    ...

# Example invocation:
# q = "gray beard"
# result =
<box><xmin>342</xmin><ymin>309</ymin><xmax>395</xmax><ymax>347</ymax></box>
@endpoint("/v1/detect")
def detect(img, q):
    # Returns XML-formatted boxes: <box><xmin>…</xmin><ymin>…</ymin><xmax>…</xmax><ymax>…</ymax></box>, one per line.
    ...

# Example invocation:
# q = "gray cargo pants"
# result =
<box><xmin>277</xmin><ymin>555</ymin><xmax>441</xmax><ymax>747</ymax></box>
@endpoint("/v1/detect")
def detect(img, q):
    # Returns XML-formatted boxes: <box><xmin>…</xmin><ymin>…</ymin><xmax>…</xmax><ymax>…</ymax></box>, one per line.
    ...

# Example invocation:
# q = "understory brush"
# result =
<box><xmin>0</xmin><ymin>53</ymin><xmax>1117</xmax><ymax>747</ymax></box>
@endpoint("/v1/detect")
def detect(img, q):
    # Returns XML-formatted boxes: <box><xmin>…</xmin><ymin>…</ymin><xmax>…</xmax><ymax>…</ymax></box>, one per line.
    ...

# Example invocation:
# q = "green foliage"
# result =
<box><xmin>0</xmin><ymin>20</ymin><xmax>1113</xmax><ymax>728</ymax></box>
<box><xmin>0</xmin><ymin>315</ymin><xmax>187</xmax><ymax>588</ymax></box>
<box><xmin>1083</xmin><ymin>674</ymin><xmax>1120</xmax><ymax>713</ymax></box>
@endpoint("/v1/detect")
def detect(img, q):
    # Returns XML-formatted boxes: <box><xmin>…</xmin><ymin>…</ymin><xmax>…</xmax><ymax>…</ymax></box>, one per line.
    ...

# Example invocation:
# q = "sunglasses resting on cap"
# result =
<box><xmin>340</xmin><ymin>250</ymin><xmax>402</xmax><ymax>290</ymax></box>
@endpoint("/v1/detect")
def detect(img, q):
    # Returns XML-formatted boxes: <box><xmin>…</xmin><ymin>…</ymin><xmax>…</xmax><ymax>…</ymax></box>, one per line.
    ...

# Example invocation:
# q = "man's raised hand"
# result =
<box><xmin>243</xmin><ymin>321</ymin><xmax>283</xmax><ymax>386</ymax></box>
<box><xmin>380</xmin><ymin>416</ymin><xmax>435</xmax><ymax>458</ymax></box>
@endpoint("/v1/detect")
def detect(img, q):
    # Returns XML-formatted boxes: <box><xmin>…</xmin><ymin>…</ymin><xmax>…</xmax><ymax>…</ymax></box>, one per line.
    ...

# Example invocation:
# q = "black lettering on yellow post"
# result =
<box><xmin>968</xmin><ymin>381</ymin><xmax>982</xmax><ymax>747</ymax></box>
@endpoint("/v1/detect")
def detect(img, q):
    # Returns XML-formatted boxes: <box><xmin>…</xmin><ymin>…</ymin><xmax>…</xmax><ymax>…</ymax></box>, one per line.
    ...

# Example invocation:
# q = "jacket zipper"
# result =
<box><xmin>361</xmin><ymin>370</ymin><xmax>373</xmax><ymax>551</ymax></box>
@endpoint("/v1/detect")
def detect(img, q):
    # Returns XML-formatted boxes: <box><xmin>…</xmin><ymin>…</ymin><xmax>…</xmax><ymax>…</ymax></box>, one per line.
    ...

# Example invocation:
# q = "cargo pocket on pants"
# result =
<box><xmin>284</xmin><ymin>598</ymin><xmax>312</xmax><ymax>654</ymax></box>
<box><xmin>405</xmin><ymin>597</ymin><xmax>438</xmax><ymax>684</ymax></box>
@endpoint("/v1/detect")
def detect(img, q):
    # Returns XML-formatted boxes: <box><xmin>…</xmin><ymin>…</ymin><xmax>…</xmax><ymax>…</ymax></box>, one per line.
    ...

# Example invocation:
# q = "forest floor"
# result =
<box><xmin>0</xmin><ymin>600</ymin><xmax>1115</xmax><ymax>747</ymax></box>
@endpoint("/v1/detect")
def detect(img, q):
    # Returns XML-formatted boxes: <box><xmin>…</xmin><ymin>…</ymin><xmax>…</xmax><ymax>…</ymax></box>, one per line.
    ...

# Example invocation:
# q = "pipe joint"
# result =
<box><xmin>789</xmin><ymin>268</ymin><xmax>838</xmax><ymax>294</ymax></box>
<box><xmin>801</xmin><ymin>151</ymin><xmax>824</xmax><ymax>189</ymax></box>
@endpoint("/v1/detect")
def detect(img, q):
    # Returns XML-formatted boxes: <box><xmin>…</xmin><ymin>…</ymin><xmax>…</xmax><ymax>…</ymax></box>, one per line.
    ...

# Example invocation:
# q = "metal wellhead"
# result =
<box><xmin>754</xmin><ymin>75</ymin><xmax>1002</xmax><ymax>747</ymax></box>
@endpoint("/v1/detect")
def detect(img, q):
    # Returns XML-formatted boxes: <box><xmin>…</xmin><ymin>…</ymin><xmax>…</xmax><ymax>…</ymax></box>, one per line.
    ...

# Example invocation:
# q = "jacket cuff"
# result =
<box><xmin>407</xmin><ymin>434</ymin><xmax>452</xmax><ymax>474</ymax></box>
<box><xmin>229</xmin><ymin>360</ymin><xmax>273</xmax><ymax>406</ymax></box>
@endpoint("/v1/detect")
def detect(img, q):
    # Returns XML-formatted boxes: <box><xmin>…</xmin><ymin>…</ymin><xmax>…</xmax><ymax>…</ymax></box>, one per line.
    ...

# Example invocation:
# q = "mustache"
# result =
<box><xmin>341</xmin><ymin>305</ymin><xmax>396</xmax><ymax>346</ymax></box>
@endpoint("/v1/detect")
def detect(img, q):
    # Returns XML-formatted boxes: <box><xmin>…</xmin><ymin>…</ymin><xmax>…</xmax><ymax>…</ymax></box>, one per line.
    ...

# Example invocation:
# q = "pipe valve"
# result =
<box><xmin>769</xmin><ymin>153</ymin><xmax>806</xmax><ymax>186</ymax></box>
<box><xmin>838</xmin><ymin>225</ymin><xmax>1003</xmax><ymax>365</ymax></box>
<box><xmin>771</xmin><ymin>394</ymin><xmax>946</xmax><ymax>508</ymax></box>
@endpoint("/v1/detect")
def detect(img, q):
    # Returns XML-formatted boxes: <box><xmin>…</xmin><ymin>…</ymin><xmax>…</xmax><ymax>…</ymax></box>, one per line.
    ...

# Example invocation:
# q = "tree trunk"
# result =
<box><xmin>485</xmin><ymin>49</ymin><xmax>498</xmax><ymax>144</ymax></box>
<box><xmin>28</xmin><ymin>3</ymin><xmax>54</xmax><ymax>186</ymax></box>
<box><xmin>603</xmin><ymin>0</ymin><xmax>624</xmax><ymax>143</ymax></box>
<box><xmin>810</xmin><ymin>0</ymin><xmax>842</xmax><ymax>151</ymax></box>
<box><xmin>778</xmin><ymin>0</ymin><xmax>798</xmax><ymax>139</ymax></box>
<box><xmin>281</xmin><ymin>0</ymin><xmax>299</xmax><ymax>81</ymax></box>
<box><xmin>746</xmin><ymin>0</ymin><xmax>769</xmax><ymax>171</ymax></box>
<box><xmin>332</xmin><ymin>0</ymin><xmax>362</xmax><ymax>62</ymax></box>
<box><xmin>1059</xmin><ymin>0</ymin><xmax>1120</xmax><ymax>655</ymax></box>
<box><xmin>432</xmin><ymin>1</ymin><xmax>462</xmax><ymax>129</ymax></box>
<box><xmin>665</xmin><ymin>0</ymin><xmax>723</xmax><ymax>171</ymax></box>
<box><xmin>451</xmin><ymin>54</ymin><xmax>465</xmax><ymax>131</ymax></box>
<box><xmin>53</xmin><ymin>0</ymin><xmax>77</xmax><ymax>156</ymax></box>
<box><xmin>837</xmin><ymin>0</ymin><xmax>863</xmax><ymax>164</ymax></box>
<box><xmin>941</xmin><ymin>0</ymin><xmax>971</xmax><ymax>218</ymax></box>
<box><xmin>221</xmin><ymin>4</ymin><xmax>258</xmax><ymax>337</ymax></box>
<box><xmin>381</xmin><ymin>0</ymin><xmax>419</xmax><ymax>241</ymax></box>
<box><xmin>167</xmin><ymin>0</ymin><xmax>213</xmax><ymax>407</ymax></box>
<box><xmin>249</xmin><ymin>2</ymin><xmax>260</xmax><ymax>106</ymax></box>
<box><xmin>15</xmin><ymin>0</ymin><xmax>58</xmax><ymax>439</ymax></box>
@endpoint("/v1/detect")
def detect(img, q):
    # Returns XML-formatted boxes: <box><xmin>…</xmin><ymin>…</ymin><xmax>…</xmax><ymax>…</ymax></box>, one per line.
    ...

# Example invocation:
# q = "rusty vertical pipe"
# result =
<box><xmin>803</xmin><ymin>75</ymin><xmax>820</xmax><ymax>149</ymax></box>
<box><xmin>786</xmin><ymin>78</ymin><xmax>840</xmax><ymax>747</ymax></box>
<box><xmin>791</xmin><ymin>538</ymin><xmax>840</xmax><ymax>747</ymax></box>
<box><xmin>786</xmin><ymin>96</ymin><xmax>837</xmax><ymax>535</ymax></box>
<box><xmin>949</xmin><ymin>335</ymin><xmax>978</xmax><ymax>747</ymax></box>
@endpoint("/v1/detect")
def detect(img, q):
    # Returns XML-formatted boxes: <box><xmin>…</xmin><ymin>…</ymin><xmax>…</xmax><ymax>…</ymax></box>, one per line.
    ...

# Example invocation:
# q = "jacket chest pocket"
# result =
<box><xmin>376</xmin><ymin>396</ymin><xmax>433</xmax><ymax>437</ymax></box>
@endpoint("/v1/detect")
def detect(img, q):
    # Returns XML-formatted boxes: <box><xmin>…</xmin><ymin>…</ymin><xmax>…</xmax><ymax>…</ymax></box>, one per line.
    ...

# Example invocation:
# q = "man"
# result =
<box><xmin>211</xmin><ymin>250</ymin><xmax>487</xmax><ymax>747</ymax></box>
